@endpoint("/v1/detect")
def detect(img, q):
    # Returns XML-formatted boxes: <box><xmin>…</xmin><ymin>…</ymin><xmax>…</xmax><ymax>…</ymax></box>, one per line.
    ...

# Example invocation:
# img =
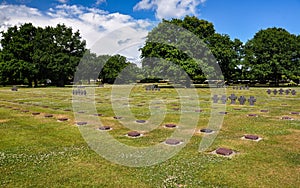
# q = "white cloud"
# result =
<box><xmin>134</xmin><ymin>0</ymin><xmax>206</xmax><ymax>20</ymax></box>
<box><xmin>0</xmin><ymin>4</ymin><xmax>154</xmax><ymax>61</ymax></box>
<box><xmin>57</xmin><ymin>0</ymin><xmax>68</xmax><ymax>3</ymax></box>
<box><xmin>96</xmin><ymin>0</ymin><xmax>106</xmax><ymax>5</ymax></box>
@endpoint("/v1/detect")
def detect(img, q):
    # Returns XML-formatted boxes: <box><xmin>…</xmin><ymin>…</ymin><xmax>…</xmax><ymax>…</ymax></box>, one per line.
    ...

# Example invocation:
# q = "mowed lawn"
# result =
<box><xmin>0</xmin><ymin>86</ymin><xmax>299</xmax><ymax>187</ymax></box>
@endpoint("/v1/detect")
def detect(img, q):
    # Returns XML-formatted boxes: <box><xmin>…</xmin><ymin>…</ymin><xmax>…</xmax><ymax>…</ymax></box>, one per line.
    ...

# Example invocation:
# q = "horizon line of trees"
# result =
<box><xmin>1</xmin><ymin>16</ymin><xmax>300</xmax><ymax>87</ymax></box>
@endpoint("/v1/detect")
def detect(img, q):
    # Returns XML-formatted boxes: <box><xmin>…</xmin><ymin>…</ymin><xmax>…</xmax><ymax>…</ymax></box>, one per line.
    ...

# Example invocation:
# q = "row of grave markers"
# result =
<box><xmin>267</xmin><ymin>88</ymin><xmax>296</xmax><ymax>95</ymax></box>
<box><xmin>212</xmin><ymin>94</ymin><xmax>256</xmax><ymax>105</ymax></box>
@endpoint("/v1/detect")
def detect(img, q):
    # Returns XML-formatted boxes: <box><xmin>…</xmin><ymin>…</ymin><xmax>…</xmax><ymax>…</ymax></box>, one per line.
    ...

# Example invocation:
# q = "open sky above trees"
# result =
<box><xmin>0</xmin><ymin>1</ymin><xmax>299</xmax><ymax>86</ymax></box>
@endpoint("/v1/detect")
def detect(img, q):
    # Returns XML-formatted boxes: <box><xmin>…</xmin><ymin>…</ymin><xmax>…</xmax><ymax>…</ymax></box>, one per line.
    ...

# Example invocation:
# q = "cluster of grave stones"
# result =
<box><xmin>11</xmin><ymin>85</ymin><xmax>18</xmax><ymax>91</ymax></box>
<box><xmin>145</xmin><ymin>84</ymin><xmax>160</xmax><ymax>91</ymax></box>
<box><xmin>212</xmin><ymin>94</ymin><xmax>256</xmax><ymax>105</ymax></box>
<box><xmin>232</xmin><ymin>85</ymin><xmax>250</xmax><ymax>90</ymax></box>
<box><xmin>73</xmin><ymin>86</ymin><xmax>87</xmax><ymax>96</ymax></box>
<box><xmin>266</xmin><ymin>88</ymin><xmax>296</xmax><ymax>95</ymax></box>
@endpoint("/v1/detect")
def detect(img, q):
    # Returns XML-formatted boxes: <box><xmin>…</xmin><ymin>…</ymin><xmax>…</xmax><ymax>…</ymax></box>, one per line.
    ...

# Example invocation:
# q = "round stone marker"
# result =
<box><xmin>244</xmin><ymin>135</ymin><xmax>259</xmax><ymax>140</ymax></box>
<box><xmin>32</xmin><ymin>112</ymin><xmax>40</xmax><ymax>115</ymax></box>
<box><xmin>248</xmin><ymin>114</ymin><xmax>258</xmax><ymax>117</ymax></box>
<box><xmin>58</xmin><ymin>118</ymin><xmax>68</xmax><ymax>122</ymax></box>
<box><xmin>200</xmin><ymin>128</ymin><xmax>214</xmax><ymax>133</ymax></box>
<box><xmin>76</xmin><ymin>121</ymin><xmax>87</xmax><ymax>126</ymax></box>
<box><xmin>136</xmin><ymin>120</ymin><xmax>146</xmax><ymax>123</ymax></box>
<box><xmin>165</xmin><ymin>139</ymin><xmax>181</xmax><ymax>145</ymax></box>
<box><xmin>44</xmin><ymin>114</ymin><xmax>53</xmax><ymax>118</ymax></box>
<box><xmin>216</xmin><ymin>148</ymin><xmax>233</xmax><ymax>156</ymax></box>
<box><xmin>113</xmin><ymin>116</ymin><xmax>122</xmax><ymax>120</ymax></box>
<box><xmin>260</xmin><ymin>110</ymin><xmax>269</xmax><ymax>113</ymax></box>
<box><xmin>281</xmin><ymin>116</ymin><xmax>293</xmax><ymax>120</ymax></box>
<box><xmin>165</xmin><ymin>124</ymin><xmax>177</xmax><ymax>128</ymax></box>
<box><xmin>127</xmin><ymin>131</ymin><xmax>141</xmax><ymax>137</ymax></box>
<box><xmin>98</xmin><ymin>126</ymin><xmax>111</xmax><ymax>131</ymax></box>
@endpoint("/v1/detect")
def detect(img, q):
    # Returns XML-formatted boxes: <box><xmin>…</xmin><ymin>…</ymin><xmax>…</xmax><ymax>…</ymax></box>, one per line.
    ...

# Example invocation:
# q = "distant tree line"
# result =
<box><xmin>1</xmin><ymin>16</ymin><xmax>300</xmax><ymax>87</ymax></box>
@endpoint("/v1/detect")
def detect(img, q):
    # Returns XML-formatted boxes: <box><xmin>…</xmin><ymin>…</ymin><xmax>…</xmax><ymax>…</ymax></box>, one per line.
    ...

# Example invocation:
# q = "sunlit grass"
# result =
<box><xmin>0</xmin><ymin>86</ymin><xmax>299</xmax><ymax>187</ymax></box>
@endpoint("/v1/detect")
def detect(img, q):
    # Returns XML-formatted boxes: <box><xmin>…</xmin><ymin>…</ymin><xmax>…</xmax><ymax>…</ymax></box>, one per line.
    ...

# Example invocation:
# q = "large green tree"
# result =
<box><xmin>0</xmin><ymin>23</ymin><xmax>86</xmax><ymax>87</ymax></box>
<box><xmin>244</xmin><ymin>27</ymin><xmax>300</xmax><ymax>85</ymax></box>
<box><xmin>140</xmin><ymin>16</ymin><xmax>240</xmax><ymax>83</ymax></box>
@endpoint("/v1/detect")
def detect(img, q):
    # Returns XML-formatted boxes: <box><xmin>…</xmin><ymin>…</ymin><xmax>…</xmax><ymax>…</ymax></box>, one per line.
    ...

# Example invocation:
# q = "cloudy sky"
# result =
<box><xmin>1</xmin><ymin>0</ymin><xmax>300</xmax><ymax>62</ymax></box>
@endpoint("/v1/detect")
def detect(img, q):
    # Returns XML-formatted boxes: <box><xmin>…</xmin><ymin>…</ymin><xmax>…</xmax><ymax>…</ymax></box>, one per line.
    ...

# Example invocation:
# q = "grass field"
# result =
<box><xmin>0</xmin><ymin>85</ymin><xmax>299</xmax><ymax>187</ymax></box>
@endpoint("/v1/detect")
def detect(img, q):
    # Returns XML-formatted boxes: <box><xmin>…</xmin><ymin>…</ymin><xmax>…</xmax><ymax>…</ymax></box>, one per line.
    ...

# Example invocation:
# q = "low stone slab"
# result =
<box><xmin>215</xmin><ymin>148</ymin><xmax>233</xmax><ymax>156</ymax></box>
<box><xmin>165</xmin><ymin>139</ymin><xmax>181</xmax><ymax>145</ymax></box>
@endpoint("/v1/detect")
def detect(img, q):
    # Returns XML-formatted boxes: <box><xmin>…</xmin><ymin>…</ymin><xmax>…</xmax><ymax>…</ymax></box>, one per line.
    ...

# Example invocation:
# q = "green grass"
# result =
<box><xmin>0</xmin><ymin>86</ymin><xmax>299</xmax><ymax>187</ymax></box>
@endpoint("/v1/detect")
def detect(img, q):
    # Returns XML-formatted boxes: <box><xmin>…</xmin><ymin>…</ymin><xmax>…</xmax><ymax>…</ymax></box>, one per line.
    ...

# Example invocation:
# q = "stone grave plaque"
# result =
<box><xmin>216</xmin><ymin>148</ymin><xmax>233</xmax><ymax>156</ymax></box>
<box><xmin>220</xmin><ymin>95</ymin><xmax>227</xmax><ymax>104</ymax></box>
<box><xmin>165</xmin><ymin>139</ymin><xmax>181</xmax><ymax>145</ymax></box>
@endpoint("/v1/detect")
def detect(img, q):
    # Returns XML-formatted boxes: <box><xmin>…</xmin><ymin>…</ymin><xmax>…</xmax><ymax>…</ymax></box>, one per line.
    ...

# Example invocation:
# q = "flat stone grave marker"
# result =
<box><xmin>195</xmin><ymin>109</ymin><xmax>203</xmax><ymax>112</ymax></box>
<box><xmin>244</xmin><ymin>134</ymin><xmax>260</xmax><ymax>141</ymax></box>
<box><xmin>248</xmin><ymin>96</ymin><xmax>256</xmax><ymax>106</ymax></box>
<box><xmin>136</xmin><ymin>120</ymin><xmax>146</xmax><ymax>123</ymax></box>
<box><xmin>93</xmin><ymin>113</ymin><xmax>103</xmax><ymax>116</ymax></box>
<box><xmin>127</xmin><ymin>131</ymin><xmax>141</xmax><ymax>137</ymax></box>
<box><xmin>260</xmin><ymin>109</ymin><xmax>269</xmax><ymax>113</ymax></box>
<box><xmin>32</xmin><ymin>112</ymin><xmax>40</xmax><ymax>115</ymax></box>
<box><xmin>233</xmin><ymin>108</ymin><xmax>242</xmax><ymax>110</ymax></box>
<box><xmin>228</xmin><ymin>94</ymin><xmax>237</xmax><ymax>104</ymax></box>
<box><xmin>98</xmin><ymin>126</ymin><xmax>112</xmax><ymax>131</ymax></box>
<box><xmin>290</xmin><ymin>112</ymin><xmax>299</xmax><ymax>115</ymax></box>
<box><xmin>58</xmin><ymin>117</ymin><xmax>68</xmax><ymax>122</ymax></box>
<box><xmin>200</xmin><ymin>128</ymin><xmax>214</xmax><ymax>133</ymax></box>
<box><xmin>76</xmin><ymin>121</ymin><xmax>87</xmax><ymax>126</ymax></box>
<box><xmin>281</xmin><ymin>116</ymin><xmax>293</xmax><ymax>120</ymax></box>
<box><xmin>219</xmin><ymin>111</ymin><xmax>228</xmax><ymax>115</ymax></box>
<box><xmin>165</xmin><ymin>139</ymin><xmax>181</xmax><ymax>145</ymax></box>
<box><xmin>21</xmin><ymin>110</ymin><xmax>29</xmax><ymax>113</ymax></box>
<box><xmin>248</xmin><ymin>114</ymin><xmax>258</xmax><ymax>117</ymax></box>
<box><xmin>212</xmin><ymin>95</ymin><xmax>219</xmax><ymax>103</ymax></box>
<box><xmin>215</xmin><ymin>148</ymin><xmax>234</xmax><ymax>156</ymax></box>
<box><xmin>165</xmin><ymin>124</ymin><xmax>177</xmax><ymax>128</ymax></box>
<box><xmin>44</xmin><ymin>114</ymin><xmax>53</xmax><ymax>118</ymax></box>
<box><xmin>114</xmin><ymin>116</ymin><xmax>122</xmax><ymax>120</ymax></box>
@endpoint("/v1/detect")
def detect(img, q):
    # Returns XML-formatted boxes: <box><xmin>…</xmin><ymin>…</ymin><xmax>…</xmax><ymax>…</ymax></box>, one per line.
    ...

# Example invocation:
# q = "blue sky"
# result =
<box><xmin>0</xmin><ymin>0</ymin><xmax>300</xmax><ymax>60</ymax></box>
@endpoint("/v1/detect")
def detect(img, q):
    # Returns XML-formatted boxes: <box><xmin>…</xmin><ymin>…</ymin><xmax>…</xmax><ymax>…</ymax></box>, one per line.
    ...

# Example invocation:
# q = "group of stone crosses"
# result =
<box><xmin>73</xmin><ymin>86</ymin><xmax>87</xmax><ymax>96</ymax></box>
<box><xmin>266</xmin><ymin>88</ymin><xmax>296</xmax><ymax>95</ymax></box>
<box><xmin>145</xmin><ymin>84</ymin><xmax>160</xmax><ymax>91</ymax></box>
<box><xmin>212</xmin><ymin>94</ymin><xmax>256</xmax><ymax>105</ymax></box>
<box><xmin>232</xmin><ymin>85</ymin><xmax>250</xmax><ymax>90</ymax></box>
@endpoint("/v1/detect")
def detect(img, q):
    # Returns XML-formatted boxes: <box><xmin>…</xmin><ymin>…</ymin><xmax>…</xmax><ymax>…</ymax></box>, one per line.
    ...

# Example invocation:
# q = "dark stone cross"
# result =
<box><xmin>266</xmin><ymin>89</ymin><xmax>271</xmax><ymax>95</ymax></box>
<box><xmin>212</xmin><ymin>95</ymin><xmax>219</xmax><ymax>103</ymax></box>
<box><xmin>238</xmin><ymin>96</ymin><xmax>246</xmax><ymax>105</ymax></box>
<box><xmin>228</xmin><ymin>94</ymin><xmax>237</xmax><ymax>104</ymax></box>
<box><xmin>285</xmin><ymin>89</ymin><xmax>290</xmax><ymax>95</ymax></box>
<box><xmin>278</xmin><ymin>88</ymin><xmax>284</xmax><ymax>95</ymax></box>
<box><xmin>273</xmin><ymin>89</ymin><xmax>278</xmax><ymax>95</ymax></box>
<box><xmin>220</xmin><ymin>95</ymin><xmax>227</xmax><ymax>104</ymax></box>
<box><xmin>291</xmin><ymin>90</ymin><xmax>296</xmax><ymax>96</ymax></box>
<box><xmin>248</xmin><ymin>96</ymin><xmax>256</xmax><ymax>106</ymax></box>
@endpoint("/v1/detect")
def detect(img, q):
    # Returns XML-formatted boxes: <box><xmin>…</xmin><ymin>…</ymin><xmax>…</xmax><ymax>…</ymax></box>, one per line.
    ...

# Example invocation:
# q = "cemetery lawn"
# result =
<box><xmin>0</xmin><ymin>86</ymin><xmax>299</xmax><ymax>187</ymax></box>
